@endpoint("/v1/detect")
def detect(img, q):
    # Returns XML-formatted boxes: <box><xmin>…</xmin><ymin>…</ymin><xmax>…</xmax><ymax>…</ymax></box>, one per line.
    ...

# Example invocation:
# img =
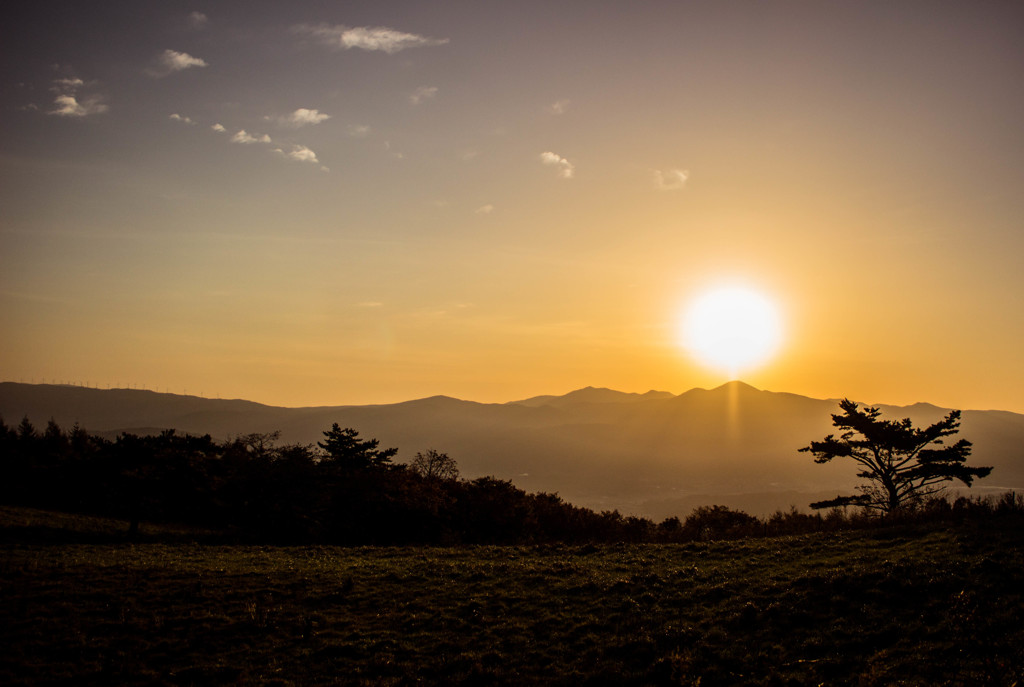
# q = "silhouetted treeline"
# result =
<box><xmin>1</xmin><ymin>417</ymin><xmax>1021</xmax><ymax>544</ymax></box>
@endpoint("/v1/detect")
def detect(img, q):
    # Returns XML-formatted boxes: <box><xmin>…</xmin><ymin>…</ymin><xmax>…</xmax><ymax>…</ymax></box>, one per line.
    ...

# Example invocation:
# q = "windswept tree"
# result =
<box><xmin>409</xmin><ymin>449</ymin><xmax>460</xmax><ymax>481</ymax></box>
<box><xmin>317</xmin><ymin>424</ymin><xmax>398</xmax><ymax>471</ymax></box>
<box><xmin>801</xmin><ymin>399</ymin><xmax>992</xmax><ymax>515</ymax></box>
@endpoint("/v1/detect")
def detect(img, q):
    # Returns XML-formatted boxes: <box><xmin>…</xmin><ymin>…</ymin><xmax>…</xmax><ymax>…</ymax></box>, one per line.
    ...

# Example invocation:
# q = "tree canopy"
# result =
<box><xmin>317</xmin><ymin>424</ymin><xmax>398</xmax><ymax>471</ymax></box>
<box><xmin>409</xmin><ymin>449</ymin><xmax>460</xmax><ymax>481</ymax></box>
<box><xmin>801</xmin><ymin>399</ymin><xmax>992</xmax><ymax>514</ymax></box>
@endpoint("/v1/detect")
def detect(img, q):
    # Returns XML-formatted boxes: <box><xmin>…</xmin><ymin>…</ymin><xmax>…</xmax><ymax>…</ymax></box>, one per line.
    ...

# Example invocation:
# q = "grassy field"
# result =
<box><xmin>1</xmin><ymin>507</ymin><xmax>1022</xmax><ymax>685</ymax></box>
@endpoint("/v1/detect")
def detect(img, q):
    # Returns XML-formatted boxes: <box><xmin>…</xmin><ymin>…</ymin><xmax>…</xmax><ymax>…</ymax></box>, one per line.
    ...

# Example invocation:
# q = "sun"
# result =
<box><xmin>680</xmin><ymin>285</ymin><xmax>783</xmax><ymax>377</ymax></box>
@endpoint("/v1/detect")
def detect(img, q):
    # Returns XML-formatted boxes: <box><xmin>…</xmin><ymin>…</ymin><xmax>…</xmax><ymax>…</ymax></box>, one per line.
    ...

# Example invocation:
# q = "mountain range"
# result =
<box><xmin>2</xmin><ymin>381</ymin><xmax>1021</xmax><ymax>518</ymax></box>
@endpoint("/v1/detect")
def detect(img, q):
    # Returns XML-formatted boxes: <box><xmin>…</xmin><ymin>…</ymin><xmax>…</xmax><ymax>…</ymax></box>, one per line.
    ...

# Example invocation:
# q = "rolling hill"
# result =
<box><xmin>1</xmin><ymin>381</ymin><xmax>1020</xmax><ymax>517</ymax></box>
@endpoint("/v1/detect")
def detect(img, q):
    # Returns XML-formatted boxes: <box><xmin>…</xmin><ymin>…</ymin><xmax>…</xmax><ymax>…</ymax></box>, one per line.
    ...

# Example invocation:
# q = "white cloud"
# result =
<box><xmin>49</xmin><ymin>94</ymin><xmax>108</xmax><ymax>117</ymax></box>
<box><xmin>653</xmin><ymin>168</ymin><xmax>689</xmax><ymax>191</ymax></box>
<box><xmin>409</xmin><ymin>86</ymin><xmax>438</xmax><ymax>105</ymax></box>
<box><xmin>548</xmin><ymin>99</ymin><xmax>570</xmax><ymax>115</ymax></box>
<box><xmin>347</xmin><ymin>124</ymin><xmax>371</xmax><ymax>138</ymax></box>
<box><xmin>274</xmin><ymin>144</ymin><xmax>321</xmax><ymax>165</ymax></box>
<box><xmin>231</xmin><ymin>130</ymin><xmax>271</xmax><ymax>144</ymax></box>
<box><xmin>211</xmin><ymin>123</ymin><xmax>226</xmax><ymax>132</ymax></box>
<box><xmin>284</xmin><ymin>108</ymin><xmax>331</xmax><ymax>127</ymax></box>
<box><xmin>287</xmin><ymin>145</ymin><xmax>319</xmax><ymax>163</ymax></box>
<box><xmin>475</xmin><ymin>204</ymin><xmax>495</xmax><ymax>215</ymax></box>
<box><xmin>169</xmin><ymin>113</ymin><xmax>194</xmax><ymax>124</ymax></box>
<box><xmin>295</xmin><ymin>23</ymin><xmax>449</xmax><ymax>54</ymax></box>
<box><xmin>540</xmin><ymin>151</ymin><xmax>575</xmax><ymax>179</ymax></box>
<box><xmin>188</xmin><ymin>12</ymin><xmax>208</xmax><ymax>29</ymax></box>
<box><xmin>47</xmin><ymin>77</ymin><xmax>107</xmax><ymax>117</ymax></box>
<box><xmin>154</xmin><ymin>49</ymin><xmax>208</xmax><ymax>75</ymax></box>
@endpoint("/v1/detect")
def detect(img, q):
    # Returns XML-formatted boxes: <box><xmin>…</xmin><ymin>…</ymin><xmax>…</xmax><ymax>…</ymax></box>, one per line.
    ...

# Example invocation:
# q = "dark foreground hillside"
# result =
<box><xmin>1</xmin><ymin>508</ymin><xmax>1022</xmax><ymax>686</ymax></box>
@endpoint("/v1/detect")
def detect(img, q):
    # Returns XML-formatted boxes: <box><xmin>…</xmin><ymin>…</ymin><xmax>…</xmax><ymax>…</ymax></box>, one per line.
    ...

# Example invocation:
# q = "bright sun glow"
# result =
<box><xmin>680</xmin><ymin>285</ymin><xmax>783</xmax><ymax>377</ymax></box>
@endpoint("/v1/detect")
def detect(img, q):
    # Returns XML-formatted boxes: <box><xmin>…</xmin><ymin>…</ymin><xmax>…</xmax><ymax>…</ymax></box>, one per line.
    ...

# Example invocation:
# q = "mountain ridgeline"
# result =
<box><xmin>1</xmin><ymin>381</ymin><xmax>1021</xmax><ymax>517</ymax></box>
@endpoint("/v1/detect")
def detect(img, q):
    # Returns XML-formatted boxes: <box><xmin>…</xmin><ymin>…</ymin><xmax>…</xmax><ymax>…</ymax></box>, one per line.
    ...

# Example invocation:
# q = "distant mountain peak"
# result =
<box><xmin>677</xmin><ymin>380</ymin><xmax>762</xmax><ymax>398</ymax></box>
<box><xmin>509</xmin><ymin>386</ymin><xmax>675</xmax><ymax>408</ymax></box>
<box><xmin>712</xmin><ymin>380</ymin><xmax>761</xmax><ymax>392</ymax></box>
<box><xmin>393</xmin><ymin>395</ymin><xmax>471</xmax><ymax>408</ymax></box>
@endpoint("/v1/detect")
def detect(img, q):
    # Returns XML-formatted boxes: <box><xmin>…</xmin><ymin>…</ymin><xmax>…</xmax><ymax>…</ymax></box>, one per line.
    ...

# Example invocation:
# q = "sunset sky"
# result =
<box><xmin>2</xmin><ymin>1</ymin><xmax>1023</xmax><ymax>411</ymax></box>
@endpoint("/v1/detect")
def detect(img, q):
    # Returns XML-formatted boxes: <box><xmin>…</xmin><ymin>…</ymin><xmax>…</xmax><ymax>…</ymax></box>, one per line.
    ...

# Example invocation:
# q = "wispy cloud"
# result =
<box><xmin>475</xmin><ymin>204</ymin><xmax>495</xmax><ymax>215</ymax></box>
<box><xmin>211</xmin><ymin>123</ymin><xmax>226</xmax><ymax>132</ymax></box>
<box><xmin>188</xmin><ymin>12</ymin><xmax>208</xmax><ymax>29</ymax></box>
<box><xmin>295</xmin><ymin>23</ymin><xmax>449</xmax><ymax>54</ymax></box>
<box><xmin>53</xmin><ymin>78</ymin><xmax>84</xmax><ymax>89</ymax></box>
<box><xmin>169</xmin><ymin>113</ymin><xmax>194</xmax><ymax>124</ymax></box>
<box><xmin>47</xmin><ymin>78</ymin><xmax>107</xmax><ymax>117</ymax></box>
<box><xmin>409</xmin><ymin>86</ymin><xmax>438</xmax><ymax>105</ymax></box>
<box><xmin>347</xmin><ymin>124</ymin><xmax>371</xmax><ymax>138</ymax></box>
<box><xmin>540</xmin><ymin>151</ymin><xmax>575</xmax><ymax>179</ymax></box>
<box><xmin>50</xmin><ymin>95</ymin><xmax>108</xmax><ymax>117</ymax></box>
<box><xmin>282</xmin><ymin>108</ymin><xmax>331</xmax><ymax>127</ymax></box>
<box><xmin>548</xmin><ymin>99</ymin><xmax>570</xmax><ymax>115</ymax></box>
<box><xmin>653</xmin><ymin>168</ymin><xmax>689</xmax><ymax>191</ymax></box>
<box><xmin>231</xmin><ymin>130</ymin><xmax>272</xmax><ymax>144</ymax></box>
<box><xmin>151</xmin><ymin>49</ymin><xmax>208</xmax><ymax>76</ymax></box>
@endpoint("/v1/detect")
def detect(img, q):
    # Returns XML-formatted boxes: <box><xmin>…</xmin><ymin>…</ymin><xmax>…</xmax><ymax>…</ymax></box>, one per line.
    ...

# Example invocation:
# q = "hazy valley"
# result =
<box><xmin>3</xmin><ymin>381</ymin><xmax>1021</xmax><ymax>518</ymax></box>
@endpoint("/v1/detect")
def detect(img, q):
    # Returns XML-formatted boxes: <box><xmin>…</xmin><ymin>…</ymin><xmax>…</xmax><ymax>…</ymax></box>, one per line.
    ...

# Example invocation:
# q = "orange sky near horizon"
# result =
<box><xmin>2</xmin><ymin>1</ymin><xmax>1023</xmax><ymax>413</ymax></box>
